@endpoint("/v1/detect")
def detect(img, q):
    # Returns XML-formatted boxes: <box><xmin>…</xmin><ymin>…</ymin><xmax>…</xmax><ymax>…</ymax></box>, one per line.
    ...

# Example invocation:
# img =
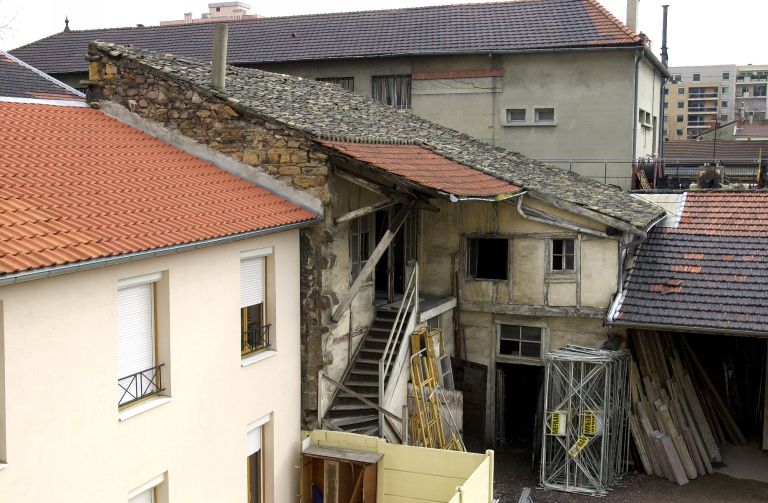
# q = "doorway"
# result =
<box><xmin>496</xmin><ymin>362</ymin><xmax>543</xmax><ymax>450</ymax></box>
<box><xmin>374</xmin><ymin>206</ymin><xmax>415</xmax><ymax>305</ymax></box>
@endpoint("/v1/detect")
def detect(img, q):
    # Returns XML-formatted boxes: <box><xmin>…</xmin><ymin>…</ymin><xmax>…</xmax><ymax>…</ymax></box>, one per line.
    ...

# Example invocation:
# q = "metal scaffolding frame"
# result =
<box><xmin>540</xmin><ymin>345</ymin><xmax>631</xmax><ymax>495</ymax></box>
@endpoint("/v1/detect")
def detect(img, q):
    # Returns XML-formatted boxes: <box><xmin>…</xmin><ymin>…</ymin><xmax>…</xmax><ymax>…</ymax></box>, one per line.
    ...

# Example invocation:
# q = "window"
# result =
<box><xmin>317</xmin><ymin>77</ymin><xmax>354</xmax><ymax>92</ymax></box>
<box><xmin>506</xmin><ymin>108</ymin><xmax>526</xmax><ymax>122</ymax></box>
<box><xmin>117</xmin><ymin>273</ymin><xmax>164</xmax><ymax>408</ymax></box>
<box><xmin>128</xmin><ymin>474</ymin><xmax>165</xmax><ymax>503</ymax></box>
<box><xmin>427</xmin><ymin>315</ymin><xmax>441</xmax><ymax>331</ymax></box>
<box><xmin>721</xmin><ymin>100</ymin><xmax>729</xmax><ymax>108</ymax></box>
<box><xmin>676</xmin><ymin>115</ymin><xmax>684</xmax><ymax>123</ymax></box>
<box><xmin>673</xmin><ymin>74</ymin><xmax>682</xmax><ymax>82</ymax></box>
<box><xmin>241</xmin><ymin>252</ymin><xmax>270</xmax><ymax>356</ymax></box>
<box><xmin>349</xmin><ymin>215</ymin><xmax>371</xmax><ymax>281</ymax></box>
<box><xmin>371</xmin><ymin>75</ymin><xmax>411</xmax><ymax>109</ymax></box>
<box><xmin>678</xmin><ymin>87</ymin><xmax>685</xmax><ymax>95</ymax></box>
<box><xmin>722</xmin><ymin>86</ymin><xmax>729</xmax><ymax>94</ymax></box>
<box><xmin>551</xmin><ymin>239</ymin><xmax>575</xmax><ymax>271</ymax></box>
<box><xmin>663</xmin><ymin>88</ymin><xmax>669</xmax><ymax>95</ymax></box>
<box><xmin>663</xmin><ymin>102</ymin><xmax>668</xmax><ymax>109</ymax></box>
<box><xmin>677</xmin><ymin>101</ymin><xmax>684</xmax><ymax>108</ymax></box>
<box><xmin>723</xmin><ymin>72</ymin><xmax>730</xmax><ymax>80</ymax></box>
<box><xmin>246</xmin><ymin>416</ymin><xmax>269</xmax><ymax>503</ymax></box>
<box><xmin>693</xmin><ymin>73</ymin><xmax>701</xmax><ymax>82</ymax></box>
<box><xmin>721</xmin><ymin>114</ymin><xmax>728</xmax><ymax>121</ymax></box>
<box><xmin>467</xmin><ymin>238</ymin><xmax>508</xmax><ymax>280</ymax></box>
<box><xmin>676</xmin><ymin>129</ymin><xmax>683</xmax><ymax>136</ymax></box>
<box><xmin>534</xmin><ymin>107</ymin><xmax>555</xmax><ymax>123</ymax></box>
<box><xmin>498</xmin><ymin>324</ymin><xmax>543</xmax><ymax>359</ymax></box>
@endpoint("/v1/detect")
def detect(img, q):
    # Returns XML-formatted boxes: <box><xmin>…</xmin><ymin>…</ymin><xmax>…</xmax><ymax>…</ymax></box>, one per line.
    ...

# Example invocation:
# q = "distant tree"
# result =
<box><xmin>0</xmin><ymin>2</ymin><xmax>16</xmax><ymax>43</ymax></box>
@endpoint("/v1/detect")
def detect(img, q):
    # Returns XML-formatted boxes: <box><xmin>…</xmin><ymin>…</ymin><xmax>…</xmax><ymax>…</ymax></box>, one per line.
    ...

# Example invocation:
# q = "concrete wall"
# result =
<box><xmin>0</xmin><ymin>231</ymin><xmax>303</xmax><ymax>503</ymax></box>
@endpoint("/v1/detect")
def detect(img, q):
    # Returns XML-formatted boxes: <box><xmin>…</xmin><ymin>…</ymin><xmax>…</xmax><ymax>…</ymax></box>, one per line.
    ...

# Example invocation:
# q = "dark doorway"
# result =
<box><xmin>374</xmin><ymin>207</ymin><xmax>410</xmax><ymax>303</ymax></box>
<box><xmin>452</xmin><ymin>358</ymin><xmax>487</xmax><ymax>453</ymax></box>
<box><xmin>496</xmin><ymin>363</ymin><xmax>543</xmax><ymax>450</ymax></box>
<box><xmin>374</xmin><ymin>210</ymin><xmax>389</xmax><ymax>302</ymax></box>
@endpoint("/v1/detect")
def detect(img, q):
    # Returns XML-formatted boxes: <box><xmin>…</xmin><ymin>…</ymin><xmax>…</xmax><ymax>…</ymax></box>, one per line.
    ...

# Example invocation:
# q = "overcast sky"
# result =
<box><xmin>1</xmin><ymin>0</ymin><xmax>765</xmax><ymax>67</ymax></box>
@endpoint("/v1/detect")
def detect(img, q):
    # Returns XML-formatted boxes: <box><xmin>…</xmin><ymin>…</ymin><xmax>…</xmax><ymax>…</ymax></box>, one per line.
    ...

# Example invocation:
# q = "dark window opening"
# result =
<box><xmin>499</xmin><ymin>324</ymin><xmax>543</xmax><ymax>359</ymax></box>
<box><xmin>467</xmin><ymin>238</ymin><xmax>508</xmax><ymax>280</ymax></box>
<box><xmin>552</xmin><ymin>239</ymin><xmax>575</xmax><ymax>271</ymax></box>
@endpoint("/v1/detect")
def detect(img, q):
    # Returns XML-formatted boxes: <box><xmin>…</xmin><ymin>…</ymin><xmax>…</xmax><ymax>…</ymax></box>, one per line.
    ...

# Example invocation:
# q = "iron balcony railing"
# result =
<box><xmin>118</xmin><ymin>364</ymin><xmax>165</xmax><ymax>407</ymax></box>
<box><xmin>242</xmin><ymin>323</ymin><xmax>271</xmax><ymax>355</ymax></box>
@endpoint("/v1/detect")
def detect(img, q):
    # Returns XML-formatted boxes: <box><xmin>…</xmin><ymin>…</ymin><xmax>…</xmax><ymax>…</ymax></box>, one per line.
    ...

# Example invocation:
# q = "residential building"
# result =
<box><xmin>661</xmin><ymin>140</ymin><xmax>768</xmax><ymax>187</ymax></box>
<box><xmin>84</xmin><ymin>41</ymin><xmax>662</xmax><ymax>452</ymax></box>
<box><xmin>12</xmin><ymin>0</ymin><xmax>667</xmax><ymax>187</ymax></box>
<box><xmin>735</xmin><ymin>64</ymin><xmax>768</xmax><ymax>122</ymax></box>
<box><xmin>160</xmin><ymin>2</ymin><xmax>262</xmax><ymax>26</ymax></box>
<box><xmin>0</xmin><ymin>52</ymin><xmax>318</xmax><ymax>502</ymax></box>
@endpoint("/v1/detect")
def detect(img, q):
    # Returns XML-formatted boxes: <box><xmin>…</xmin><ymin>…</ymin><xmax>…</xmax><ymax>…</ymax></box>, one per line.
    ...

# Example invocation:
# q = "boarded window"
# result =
<box><xmin>499</xmin><ymin>324</ymin><xmax>543</xmax><ymax>358</ymax></box>
<box><xmin>552</xmin><ymin>239</ymin><xmax>575</xmax><ymax>271</ymax></box>
<box><xmin>467</xmin><ymin>238</ymin><xmax>508</xmax><ymax>280</ymax></box>
<box><xmin>372</xmin><ymin>75</ymin><xmax>411</xmax><ymax>109</ymax></box>
<box><xmin>317</xmin><ymin>77</ymin><xmax>354</xmax><ymax>92</ymax></box>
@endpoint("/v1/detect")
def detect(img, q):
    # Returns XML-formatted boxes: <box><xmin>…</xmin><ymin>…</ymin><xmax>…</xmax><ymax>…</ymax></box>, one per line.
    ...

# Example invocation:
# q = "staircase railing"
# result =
<box><xmin>378</xmin><ymin>262</ymin><xmax>419</xmax><ymax>438</ymax></box>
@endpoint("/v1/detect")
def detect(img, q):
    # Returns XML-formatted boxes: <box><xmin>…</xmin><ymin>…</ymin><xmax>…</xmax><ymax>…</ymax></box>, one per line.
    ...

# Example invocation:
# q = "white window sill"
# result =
<box><xmin>503</xmin><ymin>122</ymin><xmax>557</xmax><ymax>127</ymax></box>
<box><xmin>118</xmin><ymin>396</ymin><xmax>173</xmax><ymax>422</ymax></box>
<box><xmin>241</xmin><ymin>349</ymin><xmax>278</xmax><ymax>367</ymax></box>
<box><xmin>0</xmin><ymin>463</ymin><xmax>7</xmax><ymax>471</ymax></box>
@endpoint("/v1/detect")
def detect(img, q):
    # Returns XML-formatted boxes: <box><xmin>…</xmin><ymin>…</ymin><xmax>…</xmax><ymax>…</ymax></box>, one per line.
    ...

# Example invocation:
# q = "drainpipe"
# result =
<box><xmin>631</xmin><ymin>49</ymin><xmax>642</xmax><ymax>164</ymax></box>
<box><xmin>658</xmin><ymin>5</ymin><xmax>670</xmax><ymax>159</ymax></box>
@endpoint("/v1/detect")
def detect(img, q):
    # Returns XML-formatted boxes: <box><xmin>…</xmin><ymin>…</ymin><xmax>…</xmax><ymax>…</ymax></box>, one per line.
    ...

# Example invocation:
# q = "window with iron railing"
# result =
<box><xmin>241</xmin><ymin>253</ymin><xmax>272</xmax><ymax>357</ymax></box>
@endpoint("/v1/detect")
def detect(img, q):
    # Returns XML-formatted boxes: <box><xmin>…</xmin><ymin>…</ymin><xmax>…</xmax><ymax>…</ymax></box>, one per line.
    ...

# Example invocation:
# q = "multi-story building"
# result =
<box><xmin>12</xmin><ymin>0</ymin><xmax>667</xmax><ymax>187</ymax></box>
<box><xmin>663</xmin><ymin>65</ymin><xmax>736</xmax><ymax>140</ymax></box>
<box><xmin>735</xmin><ymin>64</ymin><xmax>768</xmax><ymax>122</ymax></box>
<box><xmin>0</xmin><ymin>51</ymin><xmax>318</xmax><ymax>503</ymax></box>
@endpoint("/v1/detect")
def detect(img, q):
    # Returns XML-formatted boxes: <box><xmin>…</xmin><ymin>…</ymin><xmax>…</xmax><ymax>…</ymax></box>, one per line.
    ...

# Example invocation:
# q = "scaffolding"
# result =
<box><xmin>540</xmin><ymin>345</ymin><xmax>631</xmax><ymax>495</ymax></box>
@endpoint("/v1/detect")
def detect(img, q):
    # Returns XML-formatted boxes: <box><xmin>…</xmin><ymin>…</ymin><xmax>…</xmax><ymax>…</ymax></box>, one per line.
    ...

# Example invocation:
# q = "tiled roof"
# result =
<box><xmin>321</xmin><ymin>142</ymin><xmax>522</xmax><ymax>198</ymax></box>
<box><xmin>0</xmin><ymin>102</ymin><xmax>316</xmax><ymax>275</ymax></box>
<box><xmin>663</xmin><ymin>140</ymin><xmax>768</xmax><ymax>162</ymax></box>
<box><xmin>611</xmin><ymin>192</ymin><xmax>768</xmax><ymax>334</ymax></box>
<box><xmin>90</xmin><ymin>43</ymin><xmax>662</xmax><ymax>229</ymax></box>
<box><xmin>0</xmin><ymin>51</ymin><xmax>84</xmax><ymax>101</ymax></box>
<box><xmin>11</xmin><ymin>0</ymin><xmax>641</xmax><ymax>75</ymax></box>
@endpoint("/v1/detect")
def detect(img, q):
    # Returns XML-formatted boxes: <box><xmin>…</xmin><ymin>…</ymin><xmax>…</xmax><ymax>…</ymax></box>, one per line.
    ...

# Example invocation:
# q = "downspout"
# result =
<box><xmin>631</xmin><ymin>49</ymin><xmax>642</xmax><ymax>163</ymax></box>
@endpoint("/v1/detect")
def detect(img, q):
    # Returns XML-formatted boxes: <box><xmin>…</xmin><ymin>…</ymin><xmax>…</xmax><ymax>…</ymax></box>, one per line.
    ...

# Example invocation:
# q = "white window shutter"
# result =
<box><xmin>246</xmin><ymin>425</ymin><xmax>262</xmax><ymax>456</ymax></box>
<box><xmin>128</xmin><ymin>488</ymin><xmax>153</xmax><ymax>503</ymax></box>
<box><xmin>240</xmin><ymin>257</ymin><xmax>265</xmax><ymax>308</ymax></box>
<box><xmin>117</xmin><ymin>283</ymin><xmax>155</xmax><ymax>404</ymax></box>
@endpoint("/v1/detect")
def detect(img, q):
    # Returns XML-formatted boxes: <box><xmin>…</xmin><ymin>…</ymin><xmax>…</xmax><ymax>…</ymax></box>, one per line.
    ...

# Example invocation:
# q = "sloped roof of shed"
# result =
<box><xmin>0</xmin><ymin>51</ymin><xmax>84</xmax><ymax>101</ymax></box>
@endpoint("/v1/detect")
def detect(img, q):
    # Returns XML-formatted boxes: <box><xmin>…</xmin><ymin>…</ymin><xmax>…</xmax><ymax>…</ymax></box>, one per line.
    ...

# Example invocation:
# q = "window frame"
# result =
<box><xmin>349</xmin><ymin>214</ymin><xmax>373</xmax><ymax>284</ymax></box>
<box><xmin>534</xmin><ymin>107</ymin><xmax>556</xmax><ymax>124</ymax></box>
<box><xmin>316</xmin><ymin>76</ymin><xmax>355</xmax><ymax>92</ymax></box>
<box><xmin>550</xmin><ymin>238</ymin><xmax>576</xmax><ymax>273</ymax></box>
<box><xmin>246</xmin><ymin>414</ymin><xmax>270</xmax><ymax>503</ymax></box>
<box><xmin>466</xmin><ymin>237</ymin><xmax>509</xmax><ymax>281</ymax></box>
<box><xmin>496</xmin><ymin>323</ymin><xmax>546</xmax><ymax>362</ymax></box>
<box><xmin>371</xmin><ymin>74</ymin><xmax>412</xmax><ymax>109</ymax></box>
<box><xmin>505</xmin><ymin>108</ymin><xmax>526</xmax><ymax>123</ymax></box>
<box><xmin>692</xmin><ymin>73</ymin><xmax>701</xmax><ymax>82</ymax></box>
<box><xmin>240</xmin><ymin>248</ymin><xmax>274</xmax><ymax>359</ymax></box>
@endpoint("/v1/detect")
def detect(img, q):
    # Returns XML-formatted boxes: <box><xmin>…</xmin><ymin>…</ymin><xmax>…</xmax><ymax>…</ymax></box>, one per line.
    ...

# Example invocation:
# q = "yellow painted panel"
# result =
<box><xmin>379</xmin><ymin>443</ymin><xmax>483</xmax><ymax>478</ymax></box>
<box><xmin>382</xmin><ymin>469</ymin><xmax>464</xmax><ymax>500</ymax></box>
<box><xmin>456</xmin><ymin>457</ymin><xmax>491</xmax><ymax>502</ymax></box>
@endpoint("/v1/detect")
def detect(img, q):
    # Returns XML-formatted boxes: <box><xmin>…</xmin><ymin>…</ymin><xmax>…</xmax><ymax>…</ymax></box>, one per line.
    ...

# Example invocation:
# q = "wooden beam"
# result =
<box><xmin>332</xmin><ymin>199</ymin><xmax>415</xmax><ymax>322</ymax></box>
<box><xmin>335</xmin><ymin>170</ymin><xmax>392</xmax><ymax>198</ymax></box>
<box><xmin>335</xmin><ymin>200</ymin><xmax>395</xmax><ymax>225</ymax></box>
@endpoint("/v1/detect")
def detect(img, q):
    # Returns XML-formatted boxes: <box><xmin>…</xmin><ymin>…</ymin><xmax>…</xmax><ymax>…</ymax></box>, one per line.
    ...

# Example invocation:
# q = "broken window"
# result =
<box><xmin>372</xmin><ymin>75</ymin><xmax>412</xmax><ymax>109</ymax></box>
<box><xmin>551</xmin><ymin>239</ymin><xmax>575</xmax><ymax>272</ymax></box>
<box><xmin>349</xmin><ymin>215</ymin><xmax>371</xmax><ymax>282</ymax></box>
<box><xmin>467</xmin><ymin>238</ymin><xmax>508</xmax><ymax>280</ymax></box>
<box><xmin>317</xmin><ymin>77</ymin><xmax>354</xmax><ymax>92</ymax></box>
<box><xmin>498</xmin><ymin>324</ymin><xmax>543</xmax><ymax>359</ymax></box>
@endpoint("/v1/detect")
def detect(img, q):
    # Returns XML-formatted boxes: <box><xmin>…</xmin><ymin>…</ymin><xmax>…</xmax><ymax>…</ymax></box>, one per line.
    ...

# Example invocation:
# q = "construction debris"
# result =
<box><xmin>540</xmin><ymin>345</ymin><xmax>631</xmax><ymax>495</ymax></box>
<box><xmin>628</xmin><ymin>331</ymin><xmax>747</xmax><ymax>486</ymax></box>
<box><xmin>408</xmin><ymin>327</ymin><xmax>464</xmax><ymax>451</ymax></box>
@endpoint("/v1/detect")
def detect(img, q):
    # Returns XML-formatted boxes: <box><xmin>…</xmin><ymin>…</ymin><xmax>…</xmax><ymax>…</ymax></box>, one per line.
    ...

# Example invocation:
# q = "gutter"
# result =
<box><xmin>607</xmin><ymin>318</ymin><xmax>768</xmax><ymax>338</ymax></box>
<box><xmin>0</xmin><ymin>218</ymin><xmax>319</xmax><ymax>288</ymax></box>
<box><xmin>515</xmin><ymin>195</ymin><xmax>612</xmax><ymax>239</ymax></box>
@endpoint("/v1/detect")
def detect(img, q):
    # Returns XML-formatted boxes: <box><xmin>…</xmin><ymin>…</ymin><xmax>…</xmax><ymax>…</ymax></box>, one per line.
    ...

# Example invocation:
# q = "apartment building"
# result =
<box><xmin>12</xmin><ymin>0</ymin><xmax>667</xmax><ymax>187</ymax></box>
<box><xmin>0</xmin><ymin>52</ymin><xmax>318</xmax><ymax>502</ymax></box>
<box><xmin>663</xmin><ymin>65</ymin><xmax>736</xmax><ymax>140</ymax></box>
<box><xmin>735</xmin><ymin>64</ymin><xmax>768</xmax><ymax>122</ymax></box>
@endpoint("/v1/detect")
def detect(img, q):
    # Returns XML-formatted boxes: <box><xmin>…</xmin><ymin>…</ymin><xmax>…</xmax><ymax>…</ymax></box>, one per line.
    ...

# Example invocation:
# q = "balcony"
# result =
<box><xmin>688</xmin><ymin>93</ymin><xmax>718</xmax><ymax>100</ymax></box>
<box><xmin>118</xmin><ymin>364</ymin><xmax>165</xmax><ymax>407</ymax></box>
<box><xmin>687</xmin><ymin>121</ymin><xmax>711</xmax><ymax>128</ymax></box>
<box><xmin>242</xmin><ymin>323</ymin><xmax>271</xmax><ymax>355</ymax></box>
<box><xmin>688</xmin><ymin>108</ymin><xmax>718</xmax><ymax>113</ymax></box>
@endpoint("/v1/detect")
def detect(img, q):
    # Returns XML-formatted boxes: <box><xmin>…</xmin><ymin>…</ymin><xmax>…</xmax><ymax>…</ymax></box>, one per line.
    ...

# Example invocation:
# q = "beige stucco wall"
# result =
<box><xmin>0</xmin><ymin>230</ymin><xmax>303</xmax><ymax>503</ymax></box>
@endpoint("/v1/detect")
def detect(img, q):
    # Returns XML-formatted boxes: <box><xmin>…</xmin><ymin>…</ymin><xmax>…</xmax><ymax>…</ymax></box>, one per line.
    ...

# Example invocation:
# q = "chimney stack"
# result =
<box><xmin>212</xmin><ymin>23</ymin><xmax>229</xmax><ymax>91</ymax></box>
<box><xmin>184</xmin><ymin>12</ymin><xmax>192</xmax><ymax>23</ymax></box>
<box><xmin>626</xmin><ymin>0</ymin><xmax>638</xmax><ymax>33</ymax></box>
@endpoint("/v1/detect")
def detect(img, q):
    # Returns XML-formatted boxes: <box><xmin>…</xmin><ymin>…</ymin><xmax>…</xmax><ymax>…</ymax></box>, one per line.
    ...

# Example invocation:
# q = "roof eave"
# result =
<box><xmin>606</xmin><ymin>318</ymin><xmax>768</xmax><ymax>338</ymax></box>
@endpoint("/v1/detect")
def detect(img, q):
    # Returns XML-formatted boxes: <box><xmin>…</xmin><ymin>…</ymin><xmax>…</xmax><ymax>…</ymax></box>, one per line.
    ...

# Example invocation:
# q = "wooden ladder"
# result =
<box><xmin>637</xmin><ymin>169</ymin><xmax>652</xmax><ymax>190</ymax></box>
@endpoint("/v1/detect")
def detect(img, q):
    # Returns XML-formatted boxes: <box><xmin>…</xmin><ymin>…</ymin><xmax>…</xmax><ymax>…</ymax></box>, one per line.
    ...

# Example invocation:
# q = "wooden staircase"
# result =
<box><xmin>323</xmin><ymin>309</ymin><xmax>398</xmax><ymax>436</ymax></box>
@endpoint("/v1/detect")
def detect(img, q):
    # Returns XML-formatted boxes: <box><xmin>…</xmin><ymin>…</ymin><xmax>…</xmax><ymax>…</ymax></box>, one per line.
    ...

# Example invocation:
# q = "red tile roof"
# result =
<box><xmin>321</xmin><ymin>142</ymin><xmax>522</xmax><ymax>197</ymax></box>
<box><xmin>613</xmin><ymin>191</ymin><xmax>768</xmax><ymax>333</ymax></box>
<box><xmin>663</xmin><ymin>140</ymin><xmax>768</xmax><ymax>162</ymax></box>
<box><xmin>0</xmin><ymin>102</ymin><xmax>316</xmax><ymax>275</ymax></box>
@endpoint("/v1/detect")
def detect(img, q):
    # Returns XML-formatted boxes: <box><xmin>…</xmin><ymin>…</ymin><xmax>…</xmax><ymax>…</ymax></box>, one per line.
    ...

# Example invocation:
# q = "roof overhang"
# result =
<box><xmin>606</xmin><ymin>318</ymin><xmax>768</xmax><ymax>339</ymax></box>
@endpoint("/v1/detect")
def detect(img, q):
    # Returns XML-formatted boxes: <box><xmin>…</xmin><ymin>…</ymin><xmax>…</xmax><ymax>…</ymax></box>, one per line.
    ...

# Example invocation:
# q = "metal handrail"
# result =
<box><xmin>318</xmin><ymin>371</ymin><xmax>403</xmax><ymax>423</ymax></box>
<box><xmin>118</xmin><ymin>363</ymin><xmax>165</xmax><ymax>407</ymax></box>
<box><xmin>241</xmin><ymin>323</ymin><xmax>271</xmax><ymax>355</ymax></box>
<box><xmin>378</xmin><ymin>262</ymin><xmax>419</xmax><ymax>436</ymax></box>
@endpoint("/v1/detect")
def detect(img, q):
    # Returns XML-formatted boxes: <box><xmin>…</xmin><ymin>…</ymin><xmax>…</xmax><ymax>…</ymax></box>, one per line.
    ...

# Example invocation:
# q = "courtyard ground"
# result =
<box><xmin>493</xmin><ymin>448</ymin><xmax>768</xmax><ymax>503</ymax></box>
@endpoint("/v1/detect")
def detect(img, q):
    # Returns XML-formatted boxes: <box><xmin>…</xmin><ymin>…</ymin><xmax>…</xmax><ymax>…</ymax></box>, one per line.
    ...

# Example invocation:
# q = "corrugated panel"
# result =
<box><xmin>240</xmin><ymin>256</ymin><xmax>265</xmax><ymax>308</ymax></box>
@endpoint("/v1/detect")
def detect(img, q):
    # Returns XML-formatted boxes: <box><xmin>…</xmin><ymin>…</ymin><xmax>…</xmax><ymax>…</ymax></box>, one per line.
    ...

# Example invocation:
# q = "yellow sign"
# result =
<box><xmin>567</xmin><ymin>435</ymin><xmax>592</xmax><ymax>458</ymax></box>
<box><xmin>582</xmin><ymin>412</ymin><xmax>598</xmax><ymax>436</ymax></box>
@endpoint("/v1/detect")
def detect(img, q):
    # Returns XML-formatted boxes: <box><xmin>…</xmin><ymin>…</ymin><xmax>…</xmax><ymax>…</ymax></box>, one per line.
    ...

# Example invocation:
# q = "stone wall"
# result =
<box><xmin>86</xmin><ymin>47</ymin><xmax>337</xmax><ymax>426</ymax></box>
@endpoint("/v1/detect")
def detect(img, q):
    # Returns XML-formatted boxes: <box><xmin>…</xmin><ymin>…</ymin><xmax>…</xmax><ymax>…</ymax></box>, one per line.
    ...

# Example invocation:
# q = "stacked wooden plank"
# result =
<box><xmin>629</xmin><ymin>330</ymin><xmax>746</xmax><ymax>485</ymax></box>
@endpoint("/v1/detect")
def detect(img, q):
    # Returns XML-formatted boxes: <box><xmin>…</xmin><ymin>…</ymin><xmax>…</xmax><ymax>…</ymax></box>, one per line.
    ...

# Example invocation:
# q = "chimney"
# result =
<box><xmin>184</xmin><ymin>12</ymin><xmax>192</xmax><ymax>23</ymax></box>
<box><xmin>212</xmin><ymin>23</ymin><xmax>229</xmax><ymax>91</ymax></box>
<box><xmin>626</xmin><ymin>0</ymin><xmax>638</xmax><ymax>32</ymax></box>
